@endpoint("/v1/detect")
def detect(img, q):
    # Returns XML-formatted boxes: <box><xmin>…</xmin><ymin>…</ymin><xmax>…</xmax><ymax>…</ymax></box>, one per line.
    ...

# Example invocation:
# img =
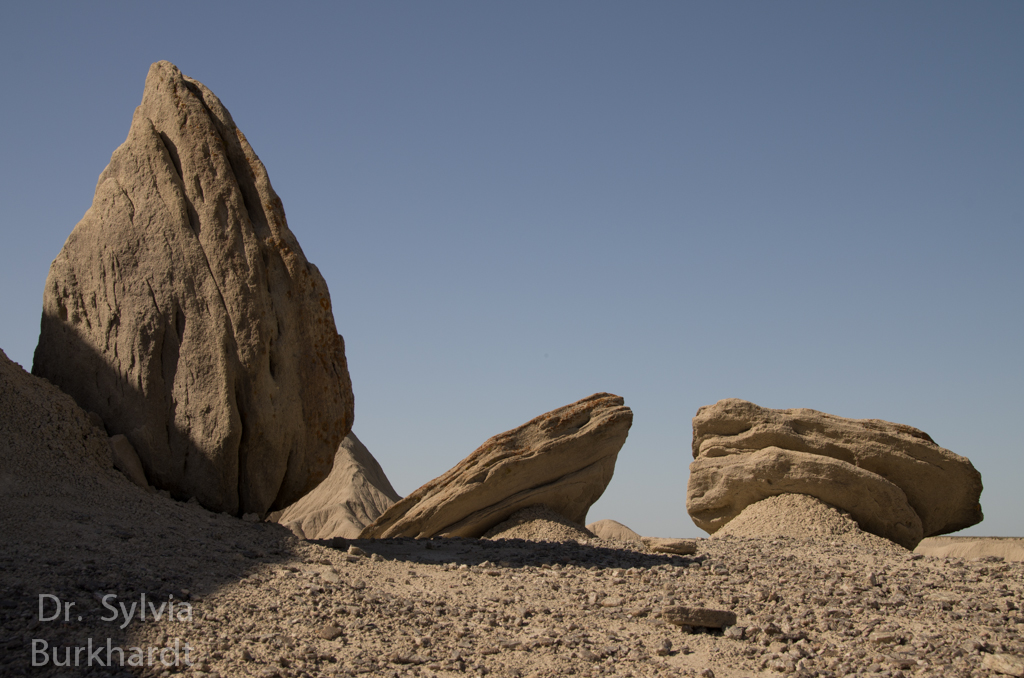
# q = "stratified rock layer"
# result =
<box><xmin>32</xmin><ymin>61</ymin><xmax>354</xmax><ymax>515</ymax></box>
<box><xmin>687</xmin><ymin>399</ymin><xmax>983</xmax><ymax>549</ymax></box>
<box><xmin>272</xmin><ymin>433</ymin><xmax>400</xmax><ymax>540</ymax></box>
<box><xmin>361</xmin><ymin>393</ymin><xmax>632</xmax><ymax>539</ymax></box>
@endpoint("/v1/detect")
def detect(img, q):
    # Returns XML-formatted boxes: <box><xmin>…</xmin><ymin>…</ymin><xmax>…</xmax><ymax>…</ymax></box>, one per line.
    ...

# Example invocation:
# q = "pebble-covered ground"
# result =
<box><xmin>2</xmin><ymin>354</ymin><xmax>1023</xmax><ymax>678</ymax></box>
<box><xmin>4</xmin><ymin>497</ymin><xmax>1023</xmax><ymax>678</ymax></box>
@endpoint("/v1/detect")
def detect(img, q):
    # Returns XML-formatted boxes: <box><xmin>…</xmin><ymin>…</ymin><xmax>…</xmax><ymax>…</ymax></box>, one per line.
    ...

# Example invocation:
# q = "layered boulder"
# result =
<box><xmin>271</xmin><ymin>433</ymin><xmax>400</xmax><ymax>540</ymax></box>
<box><xmin>361</xmin><ymin>393</ymin><xmax>632</xmax><ymax>539</ymax></box>
<box><xmin>32</xmin><ymin>61</ymin><xmax>354</xmax><ymax>516</ymax></box>
<box><xmin>687</xmin><ymin>399</ymin><xmax>983</xmax><ymax>549</ymax></box>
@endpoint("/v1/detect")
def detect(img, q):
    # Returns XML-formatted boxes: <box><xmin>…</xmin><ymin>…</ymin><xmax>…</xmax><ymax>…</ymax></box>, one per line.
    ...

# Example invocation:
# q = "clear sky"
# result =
<box><xmin>1</xmin><ymin>2</ymin><xmax>1021</xmax><ymax>538</ymax></box>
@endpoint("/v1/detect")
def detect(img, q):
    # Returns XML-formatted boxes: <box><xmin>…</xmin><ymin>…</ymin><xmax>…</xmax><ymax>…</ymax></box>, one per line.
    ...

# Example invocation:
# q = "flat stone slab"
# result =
<box><xmin>642</xmin><ymin>537</ymin><xmax>697</xmax><ymax>555</ymax></box>
<box><xmin>662</xmin><ymin>605</ymin><xmax>737</xmax><ymax>629</ymax></box>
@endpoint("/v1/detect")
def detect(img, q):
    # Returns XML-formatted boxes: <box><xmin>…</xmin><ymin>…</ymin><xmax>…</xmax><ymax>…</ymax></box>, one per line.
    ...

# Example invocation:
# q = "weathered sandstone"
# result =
<box><xmin>361</xmin><ymin>393</ymin><xmax>632</xmax><ymax>539</ymax></box>
<box><xmin>271</xmin><ymin>433</ymin><xmax>400</xmax><ymax>540</ymax></box>
<box><xmin>587</xmin><ymin>518</ymin><xmax>643</xmax><ymax>543</ymax></box>
<box><xmin>32</xmin><ymin>61</ymin><xmax>353</xmax><ymax>515</ymax></box>
<box><xmin>687</xmin><ymin>399</ymin><xmax>983</xmax><ymax>549</ymax></box>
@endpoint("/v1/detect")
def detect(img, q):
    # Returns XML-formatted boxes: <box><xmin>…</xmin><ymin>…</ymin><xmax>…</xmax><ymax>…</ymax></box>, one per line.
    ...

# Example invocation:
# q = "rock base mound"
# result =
<box><xmin>483</xmin><ymin>505</ymin><xmax>596</xmax><ymax>542</ymax></box>
<box><xmin>711</xmin><ymin>493</ymin><xmax>906</xmax><ymax>553</ymax></box>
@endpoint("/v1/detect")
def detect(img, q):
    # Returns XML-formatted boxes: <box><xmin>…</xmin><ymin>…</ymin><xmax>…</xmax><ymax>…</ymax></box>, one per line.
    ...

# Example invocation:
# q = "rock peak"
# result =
<box><xmin>33</xmin><ymin>61</ymin><xmax>354</xmax><ymax>516</ymax></box>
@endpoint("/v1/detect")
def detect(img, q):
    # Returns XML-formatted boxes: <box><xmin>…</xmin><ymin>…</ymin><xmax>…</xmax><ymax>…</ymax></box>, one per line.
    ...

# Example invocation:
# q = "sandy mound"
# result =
<box><xmin>711</xmin><ymin>493</ymin><xmax>907</xmax><ymax>552</ymax></box>
<box><xmin>482</xmin><ymin>504</ymin><xmax>596</xmax><ymax>542</ymax></box>
<box><xmin>916</xmin><ymin>536</ymin><xmax>1024</xmax><ymax>562</ymax></box>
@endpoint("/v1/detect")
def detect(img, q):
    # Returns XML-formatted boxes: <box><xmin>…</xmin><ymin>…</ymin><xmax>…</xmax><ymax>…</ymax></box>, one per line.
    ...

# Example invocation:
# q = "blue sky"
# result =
<box><xmin>1</xmin><ymin>2</ymin><xmax>1021</xmax><ymax>537</ymax></box>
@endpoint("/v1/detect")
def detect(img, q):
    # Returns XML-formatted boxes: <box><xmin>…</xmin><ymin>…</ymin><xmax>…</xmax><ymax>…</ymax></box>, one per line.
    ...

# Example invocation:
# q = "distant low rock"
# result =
<box><xmin>687</xmin><ymin>399</ymin><xmax>983</xmax><ymax>549</ymax></box>
<box><xmin>271</xmin><ymin>433</ymin><xmax>400</xmax><ymax>540</ymax></box>
<box><xmin>915</xmin><ymin>536</ymin><xmax>1024</xmax><ymax>563</ymax></box>
<box><xmin>360</xmin><ymin>393</ymin><xmax>632</xmax><ymax>539</ymax></box>
<box><xmin>32</xmin><ymin>61</ymin><xmax>353</xmax><ymax>516</ymax></box>
<box><xmin>642</xmin><ymin>537</ymin><xmax>697</xmax><ymax>555</ymax></box>
<box><xmin>587</xmin><ymin>519</ymin><xmax>642</xmax><ymax>543</ymax></box>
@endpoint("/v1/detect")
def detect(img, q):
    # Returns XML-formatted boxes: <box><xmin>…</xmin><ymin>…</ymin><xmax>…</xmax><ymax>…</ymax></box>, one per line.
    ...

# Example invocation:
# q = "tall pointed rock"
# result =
<box><xmin>33</xmin><ymin>61</ymin><xmax>354</xmax><ymax>515</ymax></box>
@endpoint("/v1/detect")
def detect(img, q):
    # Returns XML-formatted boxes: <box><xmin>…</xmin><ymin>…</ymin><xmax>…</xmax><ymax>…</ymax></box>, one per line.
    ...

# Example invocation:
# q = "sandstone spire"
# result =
<box><xmin>33</xmin><ymin>61</ymin><xmax>354</xmax><ymax>515</ymax></box>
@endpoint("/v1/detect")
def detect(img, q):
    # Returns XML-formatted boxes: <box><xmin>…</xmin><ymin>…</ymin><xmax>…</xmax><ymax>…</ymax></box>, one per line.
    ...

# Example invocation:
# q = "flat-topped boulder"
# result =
<box><xmin>687</xmin><ymin>399</ymin><xmax>983</xmax><ymax>549</ymax></box>
<box><xmin>32</xmin><ymin>61</ymin><xmax>353</xmax><ymax>516</ymax></box>
<box><xmin>271</xmin><ymin>433</ymin><xmax>400</xmax><ymax>540</ymax></box>
<box><xmin>361</xmin><ymin>393</ymin><xmax>632</xmax><ymax>539</ymax></box>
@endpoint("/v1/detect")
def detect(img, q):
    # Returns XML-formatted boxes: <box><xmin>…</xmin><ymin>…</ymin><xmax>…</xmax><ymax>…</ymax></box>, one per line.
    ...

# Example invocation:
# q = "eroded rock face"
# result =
<box><xmin>360</xmin><ymin>393</ymin><xmax>632</xmax><ymax>539</ymax></box>
<box><xmin>272</xmin><ymin>433</ymin><xmax>400</xmax><ymax>540</ymax></box>
<box><xmin>687</xmin><ymin>399</ymin><xmax>983</xmax><ymax>549</ymax></box>
<box><xmin>32</xmin><ymin>61</ymin><xmax>354</xmax><ymax>515</ymax></box>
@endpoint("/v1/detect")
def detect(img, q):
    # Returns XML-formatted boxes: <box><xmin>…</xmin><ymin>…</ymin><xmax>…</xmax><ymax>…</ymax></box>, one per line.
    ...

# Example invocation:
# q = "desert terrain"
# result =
<box><xmin>3</xmin><ymin>60</ymin><xmax>1021</xmax><ymax>678</ymax></box>
<box><xmin>2</xmin><ymin>350</ymin><xmax>1023</xmax><ymax>678</ymax></box>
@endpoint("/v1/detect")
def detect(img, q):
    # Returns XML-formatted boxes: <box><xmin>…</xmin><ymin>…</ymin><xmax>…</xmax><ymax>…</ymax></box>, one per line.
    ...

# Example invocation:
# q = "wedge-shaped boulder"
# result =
<box><xmin>32</xmin><ymin>61</ymin><xmax>354</xmax><ymax>515</ymax></box>
<box><xmin>687</xmin><ymin>399</ymin><xmax>983</xmax><ymax>549</ymax></box>
<box><xmin>271</xmin><ymin>433</ymin><xmax>400</xmax><ymax>540</ymax></box>
<box><xmin>360</xmin><ymin>393</ymin><xmax>632</xmax><ymax>539</ymax></box>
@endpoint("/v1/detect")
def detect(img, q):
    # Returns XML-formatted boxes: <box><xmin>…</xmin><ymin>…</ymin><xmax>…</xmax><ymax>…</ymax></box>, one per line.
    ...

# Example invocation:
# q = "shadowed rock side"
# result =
<box><xmin>687</xmin><ymin>399</ymin><xmax>983</xmax><ymax>549</ymax></box>
<box><xmin>360</xmin><ymin>393</ymin><xmax>633</xmax><ymax>539</ymax></box>
<box><xmin>271</xmin><ymin>432</ymin><xmax>400</xmax><ymax>540</ymax></box>
<box><xmin>32</xmin><ymin>61</ymin><xmax>353</xmax><ymax>516</ymax></box>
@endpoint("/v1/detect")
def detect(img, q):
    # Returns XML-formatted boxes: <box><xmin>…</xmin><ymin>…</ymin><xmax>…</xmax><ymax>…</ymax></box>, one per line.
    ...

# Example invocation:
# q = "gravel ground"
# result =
<box><xmin>3</xmin><ymin>351</ymin><xmax>1023</xmax><ymax>678</ymax></box>
<box><xmin>3</xmin><ymin>499</ymin><xmax>1023</xmax><ymax>678</ymax></box>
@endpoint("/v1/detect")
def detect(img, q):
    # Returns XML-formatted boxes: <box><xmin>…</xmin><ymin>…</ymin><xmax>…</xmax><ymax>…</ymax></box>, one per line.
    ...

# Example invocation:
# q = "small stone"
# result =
<box><xmin>319</xmin><ymin>625</ymin><xmax>344</xmax><ymax>641</ymax></box>
<box><xmin>600</xmin><ymin>595</ymin><xmax>624</xmax><ymax>607</ymax></box>
<box><xmin>655</xmin><ymin>639</ymin><xmax>672</xmax><ymax>656</ymax></box>
<box><xmin>240</xmin><ymin>649</ymin><xmax>253</xmax><ymax>661</ymax></box>
<box><xmin>724</xmin><ymin>625</ymin><xmax>745</xmax><ymax>640</ymax></box>
<box><xmin>662</xmin><ymin>606</ymin><xmax>737</xmax><ymax>629</ymax></box>
<box><xmin>389</xmin><ymin>651</ymin><xmax>429</xmax><ymax>665</ymax></box>
<box><xmin>869</xmin><ymin>631</ymin><xmax>896</xmax><ymax>644</ymax></box>
<box><xmin>961</xmin><ymin>639</ymin><xmax>984</xmax><ymax>653</ymax></box>
<box><xmin>348</xmin><ymin>545</ymin><xmax>367</xmax><ymax>557</ymax></box>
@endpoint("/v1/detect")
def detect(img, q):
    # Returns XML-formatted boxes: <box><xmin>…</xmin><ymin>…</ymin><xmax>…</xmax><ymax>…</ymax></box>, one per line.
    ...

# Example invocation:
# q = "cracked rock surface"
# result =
<box><xmin>31</xmin><ymin>60</ymin><xmax>354</xmax><ymax>516</ymax></box>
